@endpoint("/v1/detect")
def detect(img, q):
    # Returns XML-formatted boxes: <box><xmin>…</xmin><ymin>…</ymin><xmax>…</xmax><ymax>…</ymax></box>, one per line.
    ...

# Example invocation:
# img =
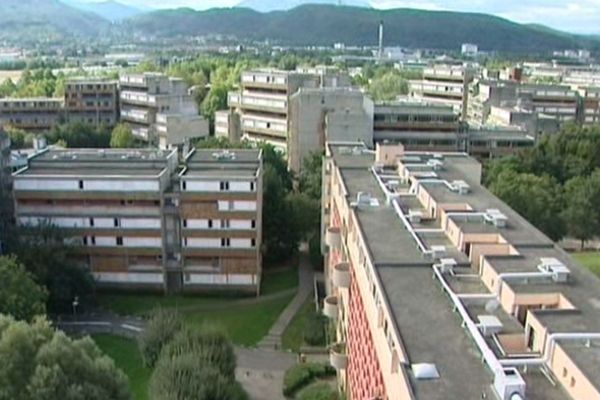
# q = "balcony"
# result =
<box><xmin>323</xmin><ymin>295</ymin><xmax>338</xmax><ymax>319</ymax></box>
<box><xmin>325</xmin><ymin>227</ymin><xmax>341</xmax><ymax>249</ymax></box>
<box><xmin>332</xmin><ymin>262</ymin><xmax>350</xmax><ymax>288</ymax></box>
<box><xmin>329</xmin><ymin>342</ymin><xmax>348</xmax><ymax>370</ymax></box>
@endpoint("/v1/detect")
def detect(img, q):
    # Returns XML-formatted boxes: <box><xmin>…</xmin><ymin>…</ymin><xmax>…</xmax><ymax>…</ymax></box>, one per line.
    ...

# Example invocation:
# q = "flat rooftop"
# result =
<box><xmin>181</xmin><ymin>149</ymin><xmax>261</xmax><ymax>179</ymax></box>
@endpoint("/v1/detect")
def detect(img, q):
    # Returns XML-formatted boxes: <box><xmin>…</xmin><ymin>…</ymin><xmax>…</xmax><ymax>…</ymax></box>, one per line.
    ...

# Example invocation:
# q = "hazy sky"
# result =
<box><xmin>90</xmin><ymin>0</ymin><xmax>600</xmax><ymax>33</ymax></box>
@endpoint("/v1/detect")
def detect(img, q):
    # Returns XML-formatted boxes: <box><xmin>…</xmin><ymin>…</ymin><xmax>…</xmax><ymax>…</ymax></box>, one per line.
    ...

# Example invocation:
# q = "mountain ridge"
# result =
<box><xmin>127</xmin><ymin>4</ymin><xmax>599</xmax><ymax>53</ymax></box>
<box><xmin>62</xmin><ymin>0</ymin><xmax>146</xmax><ymax>21</ymax></box>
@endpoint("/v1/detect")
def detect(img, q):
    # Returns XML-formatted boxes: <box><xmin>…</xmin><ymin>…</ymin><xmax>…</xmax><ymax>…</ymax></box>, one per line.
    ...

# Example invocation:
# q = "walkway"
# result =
<box><xmin>257</xmin><ymin>248</ymin><xmax>314</xmax><ymax>351</ymax></box>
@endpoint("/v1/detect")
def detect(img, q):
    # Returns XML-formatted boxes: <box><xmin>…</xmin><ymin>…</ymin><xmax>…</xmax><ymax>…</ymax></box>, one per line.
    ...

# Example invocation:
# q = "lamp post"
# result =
<box><xmin>72</xmin><ymin>296</ymin><xmax>79</xmax><ymax>318</ymax></box>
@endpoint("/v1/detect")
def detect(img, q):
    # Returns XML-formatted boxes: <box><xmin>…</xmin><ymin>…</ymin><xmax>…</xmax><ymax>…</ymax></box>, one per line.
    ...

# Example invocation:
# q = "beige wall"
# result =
<box><xmin>550</xmin><ymin>343</ymin><xmax>600</xmax><ymax>400</ymax></box>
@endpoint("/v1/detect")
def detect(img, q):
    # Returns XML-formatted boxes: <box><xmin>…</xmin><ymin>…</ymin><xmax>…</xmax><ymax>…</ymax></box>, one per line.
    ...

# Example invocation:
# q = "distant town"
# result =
<box><xmin>0</xmin><ymin>2</ymin><xmax>599</xmax><ymax>400</ymax></box>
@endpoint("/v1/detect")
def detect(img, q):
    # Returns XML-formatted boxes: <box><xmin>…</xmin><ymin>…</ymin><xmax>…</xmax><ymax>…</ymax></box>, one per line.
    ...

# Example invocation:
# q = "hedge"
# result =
<box><xmin>283</xmin><ymin>363</ymin><xmax>336</xmax><ymax>397</ymax></box>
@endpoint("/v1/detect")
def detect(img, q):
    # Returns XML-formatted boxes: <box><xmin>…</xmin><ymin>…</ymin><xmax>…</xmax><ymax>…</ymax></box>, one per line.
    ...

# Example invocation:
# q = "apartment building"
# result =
<box><xmin>0</xmin><ymin>98</ymin><xmax>63</xmax><ymax>132</ymax></box>
<box><xmin>322</xmin><ymin>141</ymin><xmax>600</xmax><ymax>400</ymax></box>
<box><xmin>409</xmin><ymin>64</ymin><xmax>475</xmax><ymax>118</ymax></box>
<box><xmin>226</xmin><ymin>67</ymin><xmax>351</xmax><ymax>153</ymax></box>
<box><xmin>579</xmin><ymin>87</ymin><xmax>600</xmax><ymax>125</ymax></box>
<box><xmin>12</xmin><ymin>147</ymin><xmax>263</xmax><ymax>294</ymax></box>
<box><xmin>64</xmin><ymin>78</ymin><xmax>119</xmax><ymax>127</ymax></box>
<box><xmin>178</xmin><ymin>149</ymin><xmax>263</xmax><ymax>293</ymax></box>
<box><xmin>288</xmin><ymin>88</ymin><xmax>373</xmax><ymax>172</ymax></box>
<box><xmin>155</xmin><ymin>113</ymin><xmax>209</xmax><ymax>150</ymax></box>
<box><xmin>0</xmin><ymin>129</ymin><xmax>11</xmax><ymax>229</ymax></box>
<box><xmin>215</xmin><ymin>109</ymin><xmax>240</xmax><ymax>141</ymax></box>
<box><xmin>119</xmin><ymin>73</ymin><xmax>198</xmax><ymax>142</ymax></box>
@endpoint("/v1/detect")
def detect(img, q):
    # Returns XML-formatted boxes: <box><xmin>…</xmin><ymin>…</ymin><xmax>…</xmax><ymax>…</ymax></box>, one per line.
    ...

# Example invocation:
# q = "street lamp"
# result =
<box><xmin>72</xmin><ymin>296</ymin><xmax>79</xmax><ymax>318</ymax></box>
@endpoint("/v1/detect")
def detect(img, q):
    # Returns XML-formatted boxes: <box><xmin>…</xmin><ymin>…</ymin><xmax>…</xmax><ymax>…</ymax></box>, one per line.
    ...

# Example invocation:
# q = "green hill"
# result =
<box><xmin>0</xmin><ymin>0</ymin><xmax>110</xmax><ymax>43</ymax></box>
<box><xmin>128</xmin><ymin>5</ymin><xmax>598</xmax><ymax>53</ymax></box>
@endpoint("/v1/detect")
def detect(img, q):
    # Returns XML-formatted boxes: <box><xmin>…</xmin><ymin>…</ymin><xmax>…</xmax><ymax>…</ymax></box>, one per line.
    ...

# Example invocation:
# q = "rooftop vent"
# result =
<box><xmin>212</xmin><ymin>150</ymin><xmax>236</xmax><ymax>160</ymax></box>
<box><xmin>538</xmin><ymin>257</ymin><xmax>570</xmax><ymax>283</ymax></box>
<box><xmin>350</xmin><ymin>192</ymin><xmax>380</xmax><ymax>208</ymax></box>
<box><xmin>485</xmin><ymin>209</ymin><xmax>508</xmax><ymax>228</ymax></box>
<box><xmin>477</xmin><ymin>315</ymin><xmax>503</xmax><ymax>337</ymax></box>
<box><xmin>450</xmin><ymin>180</ymin><xmax>470</xmax><ymax>195</ymax></box>
<box><xmin>439</xmin><ymin>258</ymin><xmax>457</xmax><ymax>274</ymax></box>
<box><xmin>408</xmin><ymin>209</ymin><xmax>424</xmax><ymax>223</ymax></box>
<box><xmin>494</xmin><ymin>368</ymin><xmax>526</xmax><ymax>400</ymax></box>
<box><xmin>412</xmin><ymin>363</ymin><xmax>440</xmax><ymax>380</ymax></box>
<box><xmin>386</xmin><ymin>180</ymin><xmax>400</xmax><ymax>191</ymax></box>
<box><xmin>427</xmin><ymin>159</ymin><xmax>444</xmax><ymax>170</ymax></box>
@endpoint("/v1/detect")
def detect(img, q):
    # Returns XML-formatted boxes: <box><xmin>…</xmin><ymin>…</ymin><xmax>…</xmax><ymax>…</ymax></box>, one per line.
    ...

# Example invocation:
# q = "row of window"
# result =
<box><xmin>182</xmin><ymin>219</ymin><xmax>256</xmax><ymax>229</ymax></box>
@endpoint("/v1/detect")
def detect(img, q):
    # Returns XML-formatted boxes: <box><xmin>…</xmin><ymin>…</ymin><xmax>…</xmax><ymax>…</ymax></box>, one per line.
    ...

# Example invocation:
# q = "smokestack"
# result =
<box><xmin>378</xmin><ymin>20</ymin><xmax>384</xmax><ymax>59</ymax></box>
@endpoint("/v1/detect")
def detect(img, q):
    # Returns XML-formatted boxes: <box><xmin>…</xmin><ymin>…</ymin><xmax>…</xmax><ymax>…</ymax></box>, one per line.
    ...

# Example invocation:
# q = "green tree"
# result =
<box><xmin>150</xmin><ymin>358</ymin><xmax>247</xmax><ymax>400</ymax></box>
<box><xmin>562</xmin><ymin>172</ymin><xmax>600</xmax><ymax>249</ymax></box>
<box><xmin>0</xmin><ymin>315</ymin><xmax>130</xmax><ymax>400</ymax></box>
<box><xmin>48</xmin><ymin>122</ymin><xmax>111</xmax><ymax>148</ymax></box>
<box><xmin>138</xmin><ymin>308</ymin><xmax>183</xmax><ymax>368</ymax></box>
<box><xmin>110</xmin><ymin>123</ymin><xmax>135</xmax><ymax>148</ymax></box>
<box><xmin>488</xmin><ymin>170</ymin><xmax>566</xmax><ymax>242</ymax></box>
<box><xmin>368</xmin><ymin>71</ymin><xmax>409</xmax><ymax>101</ymax></box>
<box><xmin>0</xmin><ymin>256</ymin><xmax>47</xmax><ymax>321</ymax></box>
<box><xmin>2</xmin><ymin>222</ymin><xmax>94</xmax><ymax>313</ymax></box>
<box><xmin>201</xmin><ymin>83</ymin><xmax>231</xmax><ymax>121</ymax></box>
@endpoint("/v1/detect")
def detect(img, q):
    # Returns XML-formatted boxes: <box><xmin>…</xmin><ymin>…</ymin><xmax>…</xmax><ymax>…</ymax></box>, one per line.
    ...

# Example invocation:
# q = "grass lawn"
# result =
<box><xmin>282</xmin><ymin>298</ymin><xmax>316</xmax><ymax>352</ymax></box>
<box><xmin>572</xmin><ymin>252</ymin><xmax>600</xmax><ymax>278</ymax></box>
<box><xmin>186</xmin><ymin>293</ymin><xmax>295</xmax><ymax>346</ymax></box>
<box><xmin>261</xmin><ymin>267</ymin><xmax>299</xmax><ymax>296</ymax></box>
<box><xmin>93</xmin><ymin>334</ymin><xmax>151</xmax><ymax>400</ymax></box>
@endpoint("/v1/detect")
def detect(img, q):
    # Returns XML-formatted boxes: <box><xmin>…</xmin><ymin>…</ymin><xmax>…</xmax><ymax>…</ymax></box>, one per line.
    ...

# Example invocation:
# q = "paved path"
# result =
<box><xmin>257</xmin><ymin>249</ymin><xmax>314</xmax><ymax>351</ymax></box>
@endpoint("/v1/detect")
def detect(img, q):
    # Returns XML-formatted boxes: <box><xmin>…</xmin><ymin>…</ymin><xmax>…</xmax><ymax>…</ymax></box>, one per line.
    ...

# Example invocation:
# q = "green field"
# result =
<box><xmin>93</xmin><ymin>335</ymin><xmax>151</xmax><ymax>400</ymax></box>
<box><xmin>572</xmin><ymin>252</ymin><xmax>600</xmax><ymax>278</ymax></box>
<box><xmin>282</xmin><ymin>298</ymin><xmax>316</xmax><ymax>352</ymax></box>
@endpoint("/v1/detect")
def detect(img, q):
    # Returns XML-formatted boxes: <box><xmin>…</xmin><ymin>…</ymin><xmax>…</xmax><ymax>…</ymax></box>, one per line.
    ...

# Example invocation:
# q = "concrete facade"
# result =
<box><xmin>0</xmin><ymin>98</ymin><xmax>64</xmax><ymax>132</ymax></box>
<box><xmin>119</xmin><ymin>73</ymin><xmax>198</xmax><ymax>142</ymax></box>
<box><xmin>322</xmin><ymin>141</ymin><xmax>600</xmax><ymax>400</ymax></box>
<box><xmin>64</xmin><ymin>78</ymin><xmax>119</xmax><ymax>127</ymax></box>
<box><xmin>156</xmin><ymin>113</ymin><xmax>209</xmax><ymax>150</ymax></box>
<box><xmin>12</xmin><ymin>147</ymin><xmax>263</xmax><ymax>294</ymax></box>
<box><xmin>288</xmin><ymin>88</ymin><xmax>373</xmax><ymax>172</ymax></box>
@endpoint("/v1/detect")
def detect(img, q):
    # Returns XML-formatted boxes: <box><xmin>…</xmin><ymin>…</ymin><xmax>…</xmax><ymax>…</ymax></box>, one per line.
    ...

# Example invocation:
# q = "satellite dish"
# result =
<box><xmin>485</xmin><ymin>299</ymin><xmax>500</xmax><ymax>313</ymax></box>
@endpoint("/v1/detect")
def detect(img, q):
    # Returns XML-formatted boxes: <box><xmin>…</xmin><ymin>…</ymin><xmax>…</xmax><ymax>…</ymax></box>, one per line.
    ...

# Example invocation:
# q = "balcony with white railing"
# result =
<box><xmin>329</xmin><ymin>342</ymin><xmax>348</xmax><ymax>370</ymax></box>
<box><xmin>332</xmin><ymin>262</ymin><xmax>350</xmax><ymax>288</ymax></box>
<box><xmin>121</xmin><ymin>108</ymin><xmax>150</xmax><ymax>123</ymax></box>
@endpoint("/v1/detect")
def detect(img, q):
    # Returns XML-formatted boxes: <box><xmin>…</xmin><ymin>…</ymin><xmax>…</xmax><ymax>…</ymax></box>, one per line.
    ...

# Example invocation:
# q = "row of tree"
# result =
<box><xmin>139</xmin><ymin>310</ymin><xmax>247</xmax><ymax>400</ymax></box>
<box><xmin>485</xmin><ymin>124</ymin><xmax>600</xmax><ymax>248</ymax></box>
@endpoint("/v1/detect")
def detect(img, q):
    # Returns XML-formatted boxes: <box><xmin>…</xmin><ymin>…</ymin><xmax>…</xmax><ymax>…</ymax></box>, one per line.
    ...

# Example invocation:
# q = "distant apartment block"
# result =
<box><xmin>0</xmin><ymin>129</ymin><xmax>11</xmax><ymax>226</ymax></box>
<box><xmin>64</xmin><ymin>78</ymin><xmax>119</xmax><ymax>127</ymax></box>
<box><xmin>214</xmin><ymin>109</ymin><xmax>240</xmax><ymax>141</ymax></box>
<box><xmin>322</xmin><ymin>141</ymin><xmax>600</xmax><ymax>400</ymax></box>
<box><xmin>288</xmin><ymin>88</ymin><xmax>373</xmax><ymax>172</ymax></box>
<box><xmin>0</xmin><ymin>98</ymin><xmax>63</xmax><ymax>132</ymax></box>
<box><xmin>579</xmin><ymin>87</ymin><xmax>600</xmax><ymax>125</ymax></box>
<box><xmin>226</xmin><ymin>66</ymin><xmax>351</xmax><ymax>154</ymax></box>
<box><xmin>156</xmin><ymin>113</ymin><xmax>209</xmax><ymax>150</ymax></box>
<box><xmin>12</xmin><ymin>148</ymin><xmax>263</xmax><ymax>294</ymax></box>
<box><xmin>119</xmin><ymin>73</ymin><xmax>198</xmax><ymax>142</ymax></box>
<box><xmin>409</xmin><ymin>64</ymin><xmax>475</xmax><ymax>118</ymax></box>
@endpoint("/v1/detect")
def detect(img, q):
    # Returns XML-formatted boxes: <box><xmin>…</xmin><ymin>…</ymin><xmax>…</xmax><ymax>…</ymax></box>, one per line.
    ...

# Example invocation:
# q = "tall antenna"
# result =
<box><xmin>378</xmin><ymin>20</ymin><xmax>384</xmax><ymax>59</ymax></box>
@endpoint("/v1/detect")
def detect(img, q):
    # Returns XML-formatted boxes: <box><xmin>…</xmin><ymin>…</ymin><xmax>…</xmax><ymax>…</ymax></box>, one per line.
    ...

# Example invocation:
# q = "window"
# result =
<box><xmin>113</xmin><ymin>218</ymin><xmax>119</xmax><ymax>227</ymax></box>
<box><xmin>250</xmin><ymin>182</ymin><xmax>255</xmax><ymax>191</ymax></box>
<box><xmin>116</xmin><ymin>237</ymin><xmax>123</xmax><ymax>246</ymax></box>
<box><xmin>182</xmin><ymin>181</ymin><xmax>187</xmax><ymax>190</ymax></box>
<box><xmin>182</xmin><ymin>219</ymin><xmax>187</xmax><ymax>228</ymax></box>
<box><xmin>562</xmin><ymin>368</ymin><xmax>568</xmax><ymax>378</ymax></box>
<box><xmin>221</xmin><ymin>220</ymin><xmax>230</xmax><ymax>229</ymax></box>
<box><xmin>120</xmin><ymin>200</ymin><xmax>126</xmax><ymax>205</ymax></box>
<box><xmin>220</xmin><ymin>181</ymin><xmax>230</xmax><ymax>191</ymax></box>
<box><xmin>83</xmin><ymin>236</ymin><xmax>88</xmax><ymax>245</ymax></box>
<box><xmin>208</xmin><ymin>219</ymin><xmax>213</xmax><ymax>229</ymax></box>
<box><xmin>251</xmin><ymin>220</ymin><xmax>256</xmax><ymax>229</ymax></box>
<box><xmin>251</xmin><ymin>239</ymin><xmax>256</xmax><ymax>247</ymax></box>
<box><xmin>89</xmin><ymin>218</ymin><xmax>94</xmax><ymax>227</ymax></box>
<box><xmin>221</xmin><ymin>238</ymin><xmax>231</xmax><ymax>247</ymax></box>
<box><xmin>570</xmin><ymin>377</ymin><xmax>576</xmax><ymax>388</ymax></box>
<box><xmin>91</xmin><ymin>236</ymin><xmax>96</xmax><ymax>245</ymax></box>
<box><xmin>78</xmin><ymin>180</ymin><xmax>84</xmax><ymax>189</ymax></box>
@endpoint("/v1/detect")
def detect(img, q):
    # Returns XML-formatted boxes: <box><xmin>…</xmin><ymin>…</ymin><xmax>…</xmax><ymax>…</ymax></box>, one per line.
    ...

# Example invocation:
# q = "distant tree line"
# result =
<box><xmin>485</xmin><ymin>124</ymin><xmax>600</xmax><ymax>248</ymax></box>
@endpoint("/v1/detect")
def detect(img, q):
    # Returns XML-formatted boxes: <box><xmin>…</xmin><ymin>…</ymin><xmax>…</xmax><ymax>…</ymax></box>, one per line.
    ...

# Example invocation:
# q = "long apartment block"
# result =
<box><xmin>322</xmin><ymin>142</ymin><xmax>600</xmax><ymax>400</ymax></box>
<box><xmin>64</xmin><ymin>78</ymin><xmax>119</xmax><ymax>127</ymax></box>
<box><xmin>119</xmin><ymin>72</ymin><xmax>198</xmax><ymax>142</ymax></box>
<box><xmin>227</xmin><ymin>67</ymin><xmax>351</xmax><ymax>153</ymax></box>
<box><xmin>12</xmin><ymin>148</ymin><xmax>263</xmax><ymax>294</ymax></box>
<box><xmin>409</xmin><ymin>64</ymin><xmax>475</xmax><ymax>118</ymax></box>
<box><xmin>0</xmin><ymin>98</ymin><xmax>64</xmax><ymax>132</ymax></box>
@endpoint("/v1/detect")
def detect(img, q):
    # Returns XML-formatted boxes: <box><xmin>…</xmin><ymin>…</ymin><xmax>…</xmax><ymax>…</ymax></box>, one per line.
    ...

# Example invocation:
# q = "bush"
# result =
<box><xmin>138</xmin><ymin>308</ymin><xmax>183</xmax><ymax>368</ymax></box>
<box><xmin>161</xmin><ymin>324</ymin><xmax>236</xmax><ymax>379</ymax></box>
<box><xmin>150</xmin><ymin>356</ymin><xmax>247</xmax><ymax>400</ymax></box>
<box><xmin>309</xmin><ymin>233</ymin><xmax>324</xmax><ymax>271</ymax></box>
<box><xmin>283</xmin><ymin>363</ymin><xmax>336</xmax><ymax>397</ymax></box>
<box><xmin>303</xmin><ymin>311</ymin><xmax>327</xmax><ymax>346</ymax></box>
<box><xmin>297</xmin><ymin>382</ymin><xmax>338</xmax><ymax>400</ymax></box>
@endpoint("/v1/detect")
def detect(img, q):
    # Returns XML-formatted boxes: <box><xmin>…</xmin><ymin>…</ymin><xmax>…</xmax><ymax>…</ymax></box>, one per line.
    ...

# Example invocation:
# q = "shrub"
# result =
<box><xmin>297</xmin><ymin>382</ymin><xmax>338</xmax><ymax>400</ymax></box>
<box><xmin>283</xmin><ymin>363</ymin><xmax>336</xmax><ymax>397</ymax></box>
<box><xmin>303</xmin><ymin>311</ymin><xmax>326</xmax><ymax>346</ymax></box>
<box><xmin>308</xmin><ymin>233</ymin><xmax>324</xmax><ymax>271</ymax></box>
<box><xmin>161</xmin><ymin>324</ymin><xmax>236</xmax><ymax>379</ymax></box>
<box><xmin>150</xmin><ymin>355</ymin><xmax>247</xmax><ymax>400</ymax></box>
<box><xmin>138</xmin><ymin>308</ymin><xmax>183</xmax><ymax>367</ymax></box>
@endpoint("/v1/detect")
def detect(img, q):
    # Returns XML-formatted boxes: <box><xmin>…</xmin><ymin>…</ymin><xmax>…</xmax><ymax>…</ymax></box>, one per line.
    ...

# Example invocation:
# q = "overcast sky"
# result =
<box><xmin>92</xmin><ymin>0</ymin><xmax>600</xmax><ymax>33</ymax></box>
